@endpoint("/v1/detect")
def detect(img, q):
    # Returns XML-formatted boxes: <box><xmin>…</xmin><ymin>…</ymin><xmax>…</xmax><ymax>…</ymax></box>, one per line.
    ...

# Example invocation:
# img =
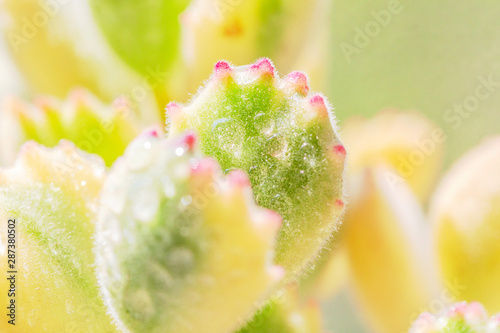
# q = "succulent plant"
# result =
<box><xmin>96</xmin><ymin>131</ymin><xmax>283</xmax><ymax>333</ymax></box>
<box><xmin>0</xmin><ymin>131</ymin><xmax>283</xmax><ymax>332</ymax></box>
<box><xmin>409</xmin><ymin>302</ymin><xmax>500</xmax><ymax>333</ymax></box>
<box><xmin>237</xmin><ymin>287</ymin><xmax>322</xmax><ymax>333</ymax></box>
<box><xmin>299</xmin><ymin>238</ymin><xmax>349</xmax><ymax>301</ymax></box>
<box><xmin>89</xmin><ymin>0</ymin><xmax>190</xmax><ymax>80</ymax></box>
<box><xmin>342</xmin><ymin>110</ymin><xmax>444</xmax><ymax>202</ymax></box>
<box><xmin>342</xmin><ymin>167</ymin><xmax>439</xmax><ymax>333</ymax></box>
<box><xmin>2</xmin><ymin>0</ymin><xmax>332</xmax><ymax>114</ymax></box>
<box><xmin>0</xmin><ymin>0</ymin><xmax>146</xmax><ymax>102</ymax></box>
<box><xmin>0</xmin><ymin>140</ymin><xmax>117</xmax><ymax>332</ymax></box>
<box><xmin>301</xmin><ymin>110</ymin><xmax>445</xmax><ymax>332</ymax></box>
<box><xmin>0</xmin><ymin>89</ymin><xmax>141</xmax><ymax>166</ymax></box>
<box><xmin>173</xmin><ymin>0</ymin><xmax>332</xmax><ymax>99</ymax></box>
<box><xmin>431</xmin><ymin>136</ymin><xmax>500</xmax><ymax>313</ymax></box>
<box><xmin>166</xmin><ymin>58</ymin><xmax>346</xmax><ymax>280</ymax></box>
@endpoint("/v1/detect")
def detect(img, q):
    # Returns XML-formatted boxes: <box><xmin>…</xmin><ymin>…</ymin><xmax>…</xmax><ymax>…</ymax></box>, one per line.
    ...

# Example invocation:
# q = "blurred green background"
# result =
<box><xmin>1</xmin><ymin>1</ymin><xmax>500</xmax><ymax>332</ymax></box>
<box><xmin>329</xmin><ymin>0</ymin><xmax>500</xmax><ymax>167</ymax></box>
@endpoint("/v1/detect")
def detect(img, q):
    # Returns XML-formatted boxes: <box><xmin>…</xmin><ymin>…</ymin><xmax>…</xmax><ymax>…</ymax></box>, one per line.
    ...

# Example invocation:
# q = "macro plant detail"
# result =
<box><xmin>0</xmin><ymin>1</ymin><xmax>500</xmax><ymax>332</ymax></box>
<box><xmin>0</xmin><ymin>141</ymin><xmax>115</xmax><ymax>332</ymax></box>
<box><xmin>409</xmin><ymin>302</ymin><xmax>500</xmax><ymax>333</ymax></box>
<box><xmin>237</xmin><ymin>287</ymin><xmax>323</xmax><ymax>333</ymax></box>
<box><xmin>0</xmin><ymin>89</ymin><xmax>141</xmax><ymax>166</ymax></box>
<box><xmin>167</xmin><ymin>58</ymin><xmax>346</xmax><ymax>279</ymax></box>
<box><xmin>338</xmin><ymin>111</ymin><xmax>443</xmax><ymax>333</ymax></box>
<box><xmin>431</xmin><ymin>137</ymin><xmax>500</xmax><ymax>314</ymax></box>
<box><xmin>1</xmin><ymin>0</ymin><xmax>331</xmax><ymax>113</ymax></box>
<box><xmin>0</xmin><ymin>58</ymin><xmax>345</xmax><ymax>332</ymax></box>
<box><xmin>0</xmin><ymin>90</ymin><xmax>141</xmax><ymax>165</ymax></box>
<box><xmin>97</xmin><ymin>131</ymin><xmax>283</xmax><ymax>333</ymax></box>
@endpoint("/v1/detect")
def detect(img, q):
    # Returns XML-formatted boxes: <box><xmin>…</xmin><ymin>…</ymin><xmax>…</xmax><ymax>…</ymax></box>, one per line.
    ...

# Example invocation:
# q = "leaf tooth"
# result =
<box><xmin>284</xmin><ymin>71</ymin><xmax>310</xmax><ymax>96</ymax></box>
<box><xmin>251</xmin><ymin>208</ymin><xmax>283</xmax><ymax>243</ymax></box>
<box><xmin>249</xmin><ymin>58</ymin><xmax>276</xmax><ymax>80</ymax></box>
<box><xmin>307</xmin><ymin>94</ymin><xmax>329</xmax><ymax>117</ymax></box>
<box><xmin>212</xmin><ymin>60</ymin><xmax>235</xmax><ymax>83</ymax></box>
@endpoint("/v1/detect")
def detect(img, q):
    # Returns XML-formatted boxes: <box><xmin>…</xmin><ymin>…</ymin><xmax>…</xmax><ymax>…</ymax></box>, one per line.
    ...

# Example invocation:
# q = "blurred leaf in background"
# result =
<box><xmin>1</xmin><ymin>0</ymin><xmax>500</xmax><ymax>332</ymax></box>
<box><xmin>1</xmin><ymin>0</ymin><xmax>139</xmax><ymax>98</ymax></box>
<box><xmin>330</xmin><ymin>0</ymin><xmax>500</xmax><ymax>166</ymax></box>
<box><xmin>431</xmin><ymin>137</ymin><xmax>500</xmax><ymax>314</ymax></box>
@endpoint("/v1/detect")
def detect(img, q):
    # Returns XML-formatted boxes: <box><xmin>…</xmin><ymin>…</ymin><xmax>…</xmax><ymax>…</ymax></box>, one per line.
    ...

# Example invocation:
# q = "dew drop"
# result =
<box><xmin>125</xmin><ymin>289</ymin><xmax>155</xmax><ymax>321</ymax></box>
<box><xmin>126</xmin><ymin>138</ymin><xmax>159</xmax><ymax>171</ymax></box>
<box><xmin>167</xmin><ymin>247</ymin><xmax>195</xmax><ymax>274</ymax></box>
<box><xmin>102</xmin><ymin>171</ymin><xmax>127</xmax><ymax>214</ymax></box>
<box><xmin>212</xmin><ymin>118</ymin><xmax>234</xmax><ymax>133</ymax></box>
<box><xmin>104</xmin><ymin>215</ymin><xmax>122</xmax><ymax>244</ymax></box>
<box><xmin>175</xmin><ymin>147</ymin><xmax>185</xmax><ymax>157</ymax></box>
<box><xmin>149</xmin><ymin>262</ymin><xmax>173</xmax><ymax>288</ymax></box>
<box><xmin>266</xmin><ymin>133</ymin><xmax>288</xmax><ymax>159</ymax></box>
<box><xmin>271</xmin><ymin>193</ymin><xmax>293</xmax><ymax>213</ymax></box>
<box><xmin>161</xmin><ymin>175</ymin><xmax>176</xmax><ymax>198</ymax></box>
<box><xmin>181</xmin><ymin>195</ymin><xmax>193</xmax><ymax>206</ymax></box>
<box><xmin>248</xmin><ymin>165</ymin><xmax>259</xmax><ymax>177</ymax></box>
<box><xmin>224</xmin><ymin>167</ymin><xmax>238</xmax><ymax>175</ymax></box>
<box><xmin>131</xmin><ymin>176</ymin><xmax>160</xmax><ymax>223</ymax></box>
<box><xmin>212</xmin><ymin>118</ymin><xmax>244</xmax><ymax>154</ymax></box>
<box><xmin>172</xmin><ymin>161</ymin><xmax>190</xmax><ymax>181</ymax></box>
<box><xmin>254</xmin><ymin>112</ymin><xmax>267</xmax><ymax>130</ymax></box>
<box><xmin>300</xmin><ymin>142</ymin><xmax>316</xmax><ymax>156</ymax></box>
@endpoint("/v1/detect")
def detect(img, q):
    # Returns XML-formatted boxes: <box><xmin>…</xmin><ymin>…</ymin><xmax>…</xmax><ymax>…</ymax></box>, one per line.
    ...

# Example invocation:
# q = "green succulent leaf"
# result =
<box><xmin>0</xmin><ymin>90</ymin><xmax>140</xmax><ymax>166</ymax></box>
<box><xmin>167</xmin><ymin>59</ymin><xmax>346</xmax><ymax>280</ymax></box>
<box><xmin>89</xmin><ymin>0</ymin><xmax>190</xmax><ymax>78</ymax></box>
<box><xmin>97</xmin><ymin>131</ymin><xmax>282</xmax><ymax>333</ymax></box>
<box><xmin>0</xmin><ymin>141</ymin><xmax>117</xmax><ymax>332</ymax></box>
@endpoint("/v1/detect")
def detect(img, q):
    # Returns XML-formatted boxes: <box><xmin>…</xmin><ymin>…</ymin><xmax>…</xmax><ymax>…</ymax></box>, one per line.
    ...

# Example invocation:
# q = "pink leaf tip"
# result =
<box><xmin>308</xmin><ymin>94</ymin><xmax>329</xmax><ymax>116</ymax></box>
<box><xmin>165</xmin><ymin>102</ymin><xmax>182</xmax><ymax>114</ymax></box>
<box><xmin>268</xmin><ymin>265</ymin><xmax>285</xmax><ymax>281</ymax></box>
<box><xmin>228</xmin><ymin>169</ymin><xmax>251</xmax><ymax>188</ymax></box>
<box><xmin>333</xmin><ymin>145</ymin><xmax>346</xmax><ymax>156</ymax></box>
<box><xmin>182</xmin><ymin>131</ymin><xmax>197</xmax><ymax>150</ymax></box>
<box><xmin>213</xmin><ymin>61</ymin><xmax>234</xmax><ymax>81</ymax></box>
<box><xmin>265</xmin><ymin>209</ymin><xmax>283</xmax><ymax>229</ymax></box>
<box><xmin>191</xmin><ymin>158</ymin><xmax>219</xmax><ymax>177</ymax></box>
<box><xmin>284</xmin><ymin>72</ymin><xmax>309</xmax><ymax>95</ymax></box>
<box><xmin>141</xmin><ymin>125</ymin><xmax>162</xmax><ymax>138</ymax></box>
<box><xmin>250</xmin><ymin>58</ymin><xmax>275</xmax><ymax>79</ymax></box>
